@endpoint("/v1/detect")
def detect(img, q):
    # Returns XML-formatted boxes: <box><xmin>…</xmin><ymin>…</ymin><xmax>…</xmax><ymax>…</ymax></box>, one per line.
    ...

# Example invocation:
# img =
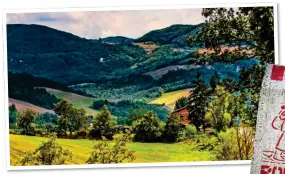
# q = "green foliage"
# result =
<box><xmin>9</xmin><ymin>104</ymin><xmax>19</xmax><ymax>126</ymax></box>
<box><xmin>205</xmin><ymin>86</ymin><xmax>233</xmax><ymax>132</ymax></box>
<box><xmin>92</xmin><ymin>105</ymin><xmax>117</xmax><ymax>139</ymax></box>
<box><xmin>214</xmin><ymin>126</ymin><xmax>254</xmax><ymax>160</ymax></box>
<box><xmin>92</xmin><ymin>100</ymin><xmax>168</xmax><ymax>125</ymax></box>
<box><xmin>126</xmin><ymin>108</ymin><xmax>145</xmax><ymax>126</ymax></box>
<box><xmin>209</xmin><ymin>71</ymin><xmax>219</xmax><ymax>92</ymax></box>
<box><xmin>238</xmin><ymin>64</ymin><xmax>265</xmax><ymax>127</ymax></box>
<box><xmin>163</xmin><ymin>114</ymin><xmax>184</xmax><ymax>142</ymax></box>
<box><xmin>174</xmin><ymin>97</ymin><xmax>188</xmax><ymax>110</ymax></box>
<box><xmin>184</xmin><ymin>124</ymin><xmax>197</xmax><ymax>138</ymax></box>
<box><xmin>187</xmin><ymin>72</ymin><xmax>209</xmax><ymax>131</ymax></box>
<box><xmin>54</xmin><ymin>100</ymin><xmax>88</xmax><ymax>136</ymax></box>
<box><xmin>20</xmin><ymin>133</ymin><xmax>72</xmax><ymax>165</ymax></box>
<box><xmin>86</xmin><ymin>132</ymin><xmax>135</xmax><ymax>164</ymax></box>
<box><xmin>189</xmin><ymin>7</ymin><xmax>274</xmax><ymax>64</ymax></box>
<box><xmin>35</xmin><ymin>113</ymin><xmax>58</xmax><ymax>125</ymax></box>
<box><xmin>35</xmin><ymin>113</ymin><xmax>59</xmax><ymax>131</ymax></box>
<box><xmin>188</xmin><ymin>134</ymin><xmax>219</xmax><ymax>152</ymax></box>
<box><xmin>17</xmin><ymin>109</ymin><xmax>36</xmax><ymax>135</ymax></box>
<box><xmin>92</xmin><ymin>99</ymin><xmax>108</xmax><ymax>110</ymax></box>
<box><xmin>9</xmin><ymin>87</ymin><xmax>59</xmax><ymax>110</ymax></box>
<box><xmin>133</xmin><ymin>111</ymin><xmax>163</xmax><ymax>142</ymax></box>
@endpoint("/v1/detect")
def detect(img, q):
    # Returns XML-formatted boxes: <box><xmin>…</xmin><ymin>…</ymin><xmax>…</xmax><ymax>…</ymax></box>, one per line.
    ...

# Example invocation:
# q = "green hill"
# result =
<box><xmin>7</xmin><ymin>24</ymin><xmax>148</xmax><ymax>84</ymax></box>
<box><xmin>44</xmin><ymin>88</ymin><xmax>97</xmax><ymax>115</ymax></box>
<box><xmin>135</xmin><ymin>24</ymin><xmax>203</xmax><ymax>46</ymax></box>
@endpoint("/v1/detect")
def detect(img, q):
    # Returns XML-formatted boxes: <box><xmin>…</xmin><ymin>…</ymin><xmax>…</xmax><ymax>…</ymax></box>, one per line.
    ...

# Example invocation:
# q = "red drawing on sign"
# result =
<box><xmin>271</xmin><ymin>105</ymin><xmax>285</xmax><ymax>161</ymax></box>
<box><xmin>260</xmin><ymin>105</ymin><xmax>285</xmax><ymax>174</ymax></box>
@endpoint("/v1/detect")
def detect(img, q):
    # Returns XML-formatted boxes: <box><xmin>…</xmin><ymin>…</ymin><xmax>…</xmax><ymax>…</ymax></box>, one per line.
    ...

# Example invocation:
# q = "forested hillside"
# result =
<box><xmin>7</xmin><ymin>24</ymin><xmax>148</xmax><ymax>84</ymax></box>
<box><xmin>7</xmin><ymin>23</ymin><xmax>258</xmax><ymax>123</ymax></box>
<box><xmin>135</xmin><ymin>24</ymin><xmax>203</xmax><ymax>46</ymax></box>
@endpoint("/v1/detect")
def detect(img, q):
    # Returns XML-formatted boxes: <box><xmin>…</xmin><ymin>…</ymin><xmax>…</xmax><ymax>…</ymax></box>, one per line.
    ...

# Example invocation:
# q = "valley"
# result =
<box><xmin>6</xmin><ymin>5</ymin><xmax>280</xmax><ymax>168</ymax></box>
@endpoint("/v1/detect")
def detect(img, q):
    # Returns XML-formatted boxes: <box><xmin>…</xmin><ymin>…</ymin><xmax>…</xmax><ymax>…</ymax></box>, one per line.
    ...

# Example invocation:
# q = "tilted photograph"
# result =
<box><xmin>5</xmin><ymin>5</ymin><xmax>276</xmax><ymax>167</ymax></box>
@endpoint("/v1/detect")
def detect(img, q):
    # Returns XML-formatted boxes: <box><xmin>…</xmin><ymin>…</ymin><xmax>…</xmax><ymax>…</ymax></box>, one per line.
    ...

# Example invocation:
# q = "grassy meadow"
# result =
<box><xmin>10</xmin><ymin>134</ymin><xmax>215</xmax><ymax>166</ymax></box>
<box><xmin>44</xmin><ymin>88</ymin><xmax>98</xmax><ymax>115</ymax></box>
<box><xmin>149</xmin><ymin>88</ymin><xmax>192</xmax><ymax>109</ymax></box>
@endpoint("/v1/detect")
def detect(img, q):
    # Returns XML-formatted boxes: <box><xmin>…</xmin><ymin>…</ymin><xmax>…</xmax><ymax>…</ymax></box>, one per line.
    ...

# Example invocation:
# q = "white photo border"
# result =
<box><xmin>2</xmin><ymin>2</ymin><xmax>279</xmax><ymax>171</ymax></box>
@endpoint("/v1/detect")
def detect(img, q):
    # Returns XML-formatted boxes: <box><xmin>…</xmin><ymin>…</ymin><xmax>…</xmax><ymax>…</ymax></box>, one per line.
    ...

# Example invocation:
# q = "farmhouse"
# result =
<box><xmin>171</xmin><ymin>106</ymin><xmax>189</xmax><ymax>125</ymax></box>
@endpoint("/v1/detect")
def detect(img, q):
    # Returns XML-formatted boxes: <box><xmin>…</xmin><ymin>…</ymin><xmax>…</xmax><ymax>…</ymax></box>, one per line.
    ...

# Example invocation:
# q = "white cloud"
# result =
<box><xmin>6</xmin><ymin>8</ymin><xmax>205</xmax><ymax>39</ymax></box>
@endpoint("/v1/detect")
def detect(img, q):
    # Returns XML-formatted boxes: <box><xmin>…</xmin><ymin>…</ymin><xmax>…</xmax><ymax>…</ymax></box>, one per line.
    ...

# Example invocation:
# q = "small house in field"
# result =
<box><xmin>171</xmin><ymin>106</ymin><xmax>189</xmax><ymax>125</ymax></box>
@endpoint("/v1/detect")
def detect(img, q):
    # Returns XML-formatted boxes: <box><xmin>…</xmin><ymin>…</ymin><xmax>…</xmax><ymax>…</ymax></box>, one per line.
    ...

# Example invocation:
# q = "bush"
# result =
<box><xmin>185</xmin><ymin>124</ymin><xmax>197</xmax><ymax>138</ymax></box>
<box><xmin>88</xmin><ymin>128</ymin><xmax>101</xmax><ymax>140</ymax></box>
<box><xmin>133</xmin><ymin>111</ymin><xmax>163</xmax><ymax>142</ymax></box>
<box><xmin>86</xmin><ymin>132</ymin><xmax>135</xmax><ymax>164</ymax></box>
<box><xmin>20</xmin><ymin>133</ymin><xmax>72</xmax><ymax>165</ymax></box>
<box><xmin>74</xmin><ymin>130</ymin><xmax>88</xmax><ymax>139</ymax></box>
<box><xmin>214</xmin><ymin>126</ymin><xmax>254</xmax><ymax>160</ymax></box>
<box><xmin>188</xmin><ymin>134</ymin><xmax>219</xmax><ymax>152</ymax></box>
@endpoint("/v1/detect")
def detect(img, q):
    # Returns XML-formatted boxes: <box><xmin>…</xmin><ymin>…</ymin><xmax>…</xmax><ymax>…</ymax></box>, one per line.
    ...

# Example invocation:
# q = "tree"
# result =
<box><xmin>20</xmin><ymin>133</ymin><xmax>72</xmax><ymax>165</ymax></box>
<box><xmin>205</xmin><ymin>86</ymin><xmax>232</xmax><ymax>132</ymax></box>
<box><xmin>68</xmin><ymin>108</ymin><xmax>88</xmax><ymax>135</ymax></box>
<box><xmin>54</xmin><ymin>100</ymin><xmax>88</xmax><ymax>136</ymax></box>
<box><xmin>174</xmin><ymin>97</ymin><xmax>188</xmax><ymax>110</ymax></box>
<box><xmin>189</xmin><ymin>7</ymin><xmax>274</xmax><ymax>64</ymax></box>
<box><xmin>54</xmin><ymin>100</ymin><xmax>72</xmax><ymax>135</ymax></box>
<box><xmin>133</xmin><ymin>111</ymin><xmax>162</xmax><ymax>142</ymax></box>
<box><xmin>92</xmin><ymin>105</ymin><xmax>117</xmax><ymax>139</ymax></box>
<box><xmin>163</xmin><ymin>113</ymin><xmax>184</xmax><ymax>142</ymax></box>
<box><xmin>9</xmin><ymin>104</ymin><xmax>19</xmax><ymax>126</ymax></box>
<box><xmin>238</xmin><ymin>65</ymin><xmax>265</xmax><ymax>127</ymax></box>
<box><xmin>126</xmin><ymin>108</ymin><xmax>145</xmax><ymax>126</ymax></box>
<box><xmin>188</xmin><ymin>8</ymin><xmax>274</xmax><ymax>128</ymax></box>
<box><xmin>17</xmin><ymin>109</ymin><xmax>36</xmax><ymax>135</ymax></box>
<box><xmin>209</xmin><ymin>71</ymin><xmax>219</xmax><ymax>92</ymax></box>
<box><xmin>86</xmin><ymin>132</ymin><xmax>135</xmax><ymax>164</ymax></box>
<box><xmin>187</xmin><ymin>72</ymin><xmax>209</xmax><ymax>132</ymax></box>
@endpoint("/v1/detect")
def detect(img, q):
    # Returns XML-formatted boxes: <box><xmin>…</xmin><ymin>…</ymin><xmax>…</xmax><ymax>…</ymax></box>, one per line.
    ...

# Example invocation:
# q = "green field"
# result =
<box><xmin>10</xmin><ymin>134</ymin><xmax>215</xmax><ymax>166</ymax></box>
<box><xmin>44</xmin><ymin>88</ymin><xmax>98</xmax><ymax>115</ymax></box>
<box><xmin>149</xmin><ymin>88</ymin><xmax>193</xmax><ymax>110</ymax></box>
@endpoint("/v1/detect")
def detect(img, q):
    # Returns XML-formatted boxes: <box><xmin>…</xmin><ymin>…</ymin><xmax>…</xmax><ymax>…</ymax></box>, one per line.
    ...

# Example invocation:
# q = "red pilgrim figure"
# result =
<box><xmin>272</xmin><ymin>105</ymin><xmax>285</xmax><ymax>161</ymax></box>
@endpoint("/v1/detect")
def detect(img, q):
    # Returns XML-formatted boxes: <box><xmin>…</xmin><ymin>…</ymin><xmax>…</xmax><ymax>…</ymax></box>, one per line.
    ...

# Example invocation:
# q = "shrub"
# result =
<box><xmin>74</xmin><ymin>130</ymin><xmax>88</xmax><ymax>139</ymax></box>
<box><xmin>185</xmin><ymin>124</ymin><xmax>197</xmax><ymax>138</ymax></box>
<box><xmin>88</xmin><ymin>128</ymin><xmax>101</xmax><ymax>140</ymax></box>
<box><xmin>214</xmin><ymin>126</ymin><xmax>254</xmax><ymax>160</ymax></box>
<box><xmin>188</xmin><ymin>134</ymin><xmax>219</xmax><ymax>152</ymax></box>
<box><xmin>86</xmin><ymin>132</ymin><xmax>135</xmax><ymax>164</ymax></box>
<box><xmin>20</xmin><ymin>133</ymin><xmax>72</xmax><ymax>165</ymax></box>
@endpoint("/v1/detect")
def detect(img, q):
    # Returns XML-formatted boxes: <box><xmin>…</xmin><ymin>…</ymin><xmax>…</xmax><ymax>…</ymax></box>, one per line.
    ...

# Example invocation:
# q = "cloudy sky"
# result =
<box><xmin>6</xmin><ymin>8</ymin><xmax>205</xmax><ymax>39</ymax></box>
